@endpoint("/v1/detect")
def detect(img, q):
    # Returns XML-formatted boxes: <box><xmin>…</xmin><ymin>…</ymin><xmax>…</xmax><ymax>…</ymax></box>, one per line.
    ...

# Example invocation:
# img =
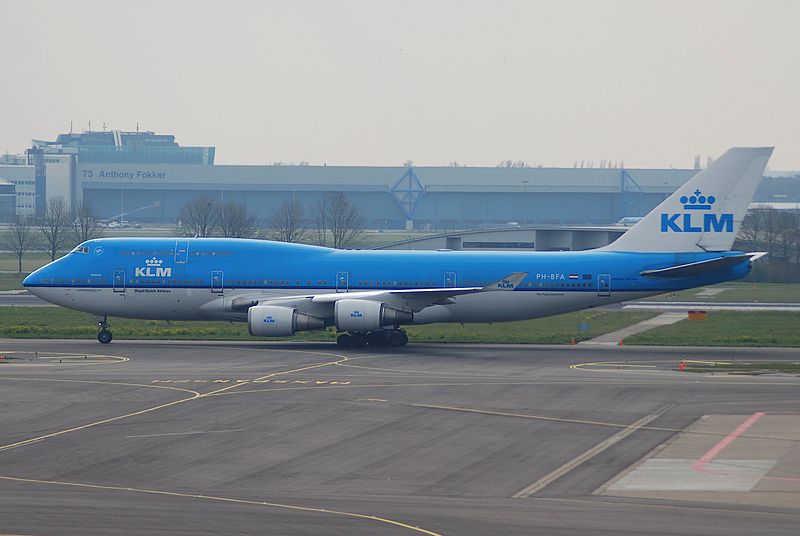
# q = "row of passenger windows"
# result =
<box><xmin>357</xmin><ymin>280</ymin><xmax>435</xmax><ymax>287</ymax></box>
<box><xmin>40</xmin><ymin>277</ymin><xmax>107</xmax><ymax>285</ymax></box>
<box><xmin>229</xmin><ymin>279</ymin><xmax>328</xmax><ymax>286</ymax></box>
<box><xmin>192</xmin><ymin>250</ymin><xmax>234</xmax><ymax>256</ymax></box>
<box><xmin>118</xmin><ymin>250</ymin><xmax>236</xmax><ymax>257</ymax></box>
<box><xmin>121</xmin><ymin>249</ymin><xmax>175</xmax><ymax>256</ymax></box>
<box><xmin>536</xmin><ymin>282</ymin><xmax>594</xmax><ymax>288</ymax></box>
<box><xmin>38</xmin><ymin>277</ymin><xmax>598</xmax><ymax>289</ymax></box>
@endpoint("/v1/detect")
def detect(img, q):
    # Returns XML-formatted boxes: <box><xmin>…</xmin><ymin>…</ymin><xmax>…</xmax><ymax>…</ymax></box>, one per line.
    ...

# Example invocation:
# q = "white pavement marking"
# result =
<box><xmin>608</xmin><ymin>459</ymin><xmax>777</xmax><ymax>491</ymax></box>
<box><xmin>695</xmin><ymin>288</ymin><xmax>729</xmax><ymax>297</ymax></box>
<box><xmin>512</xmin><ymin>403</ymin><xmax>675</xmax><ymax>498</ymax></box>
<box><xmin>125</xmin><ymin>429</ymin><xmax>247</xmax><ymax>438</ymax></box>
<box><xmin>623</xmin><ymin>303</ymin><xmax>800</xmax><ymax>312</ymax></box>
<box><xmin>579</xmin><ymin>312</ymin><xmax>686</xmax><ymax>345</ymax></box>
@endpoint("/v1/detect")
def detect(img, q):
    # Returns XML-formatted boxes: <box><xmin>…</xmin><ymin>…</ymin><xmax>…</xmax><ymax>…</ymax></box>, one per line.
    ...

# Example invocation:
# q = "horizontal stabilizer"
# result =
<box><xmin>640</xmin><ymin>253</ymin><xmax>765</xmax><ymax>278</ymax></box>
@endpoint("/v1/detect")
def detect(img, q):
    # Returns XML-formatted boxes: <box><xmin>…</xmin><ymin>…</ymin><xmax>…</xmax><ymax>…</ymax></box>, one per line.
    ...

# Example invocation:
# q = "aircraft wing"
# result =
<box><xmin>310</xmin><ymin>286</ymin><xmax>483</xmax><ymax>312</ymax></box>
<box><xmin>232</xmin><ymin>272</ymin><xmax>528</xmax><ymax>314</ymax></box>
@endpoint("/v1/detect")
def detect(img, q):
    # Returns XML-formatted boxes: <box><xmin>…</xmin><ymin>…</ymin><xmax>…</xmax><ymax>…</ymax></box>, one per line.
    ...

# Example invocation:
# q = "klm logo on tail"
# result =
<box><xmin>660</xmin><ymin>190</ymin><xmax>733</xmax><ymax>233</ymax></box>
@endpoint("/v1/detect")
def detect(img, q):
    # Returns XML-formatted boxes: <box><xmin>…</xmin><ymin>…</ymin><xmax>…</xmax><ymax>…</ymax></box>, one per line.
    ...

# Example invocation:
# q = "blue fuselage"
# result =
<box><xmin>23</xmin><ymin>237</ymin><xmax>751</xmax><ymax>324</ymax></box>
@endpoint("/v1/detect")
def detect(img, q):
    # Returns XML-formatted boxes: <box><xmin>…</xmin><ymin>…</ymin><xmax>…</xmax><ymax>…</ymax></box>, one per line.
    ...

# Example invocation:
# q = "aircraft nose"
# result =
<box><xmin>23</xmin><ymin>265</ymin><xmax>47</xmax><ymax>294</ymax></box>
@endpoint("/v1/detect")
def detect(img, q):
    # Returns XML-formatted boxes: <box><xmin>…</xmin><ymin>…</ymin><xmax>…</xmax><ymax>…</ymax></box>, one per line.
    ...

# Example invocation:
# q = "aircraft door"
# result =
<box><xmin>444</xmin><ymin>272</ymin><xmax>457</xmax><ymax>288</ymax></box>
<box><xmin>211</xmin><ymin>270</ymin><xmax>224</xmax><ymax>293</ymax></box>
<box><xmin>597</xmin><ymin>273</ymin><xmax>611</xmax><ymax>297</ymax></box>
<box><xmin>174</xmin><ymin>240</ymin><xmax>189</xmax><ymax>263</ymax></box>
<box><xmin>336</xmin><ymin>271</ymin><xmax>349</xmax><ymax>293</ymax></box>
<box><xmin>113</xmin><ymin>270</ymin><xmax>126</xmax><ymax>293</ymax></box>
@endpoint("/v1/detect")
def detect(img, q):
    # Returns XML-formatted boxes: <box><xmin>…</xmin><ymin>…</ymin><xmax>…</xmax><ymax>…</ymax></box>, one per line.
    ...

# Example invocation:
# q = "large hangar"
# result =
<box><xmin>7</xmin><ymin>129</ymin><xmax>728</xmax><ymax>229</ymax></box>
<box><xmin>77</xmin><ymin>161</ymin><xmax>696</xmax><ymax>229</ymax></box>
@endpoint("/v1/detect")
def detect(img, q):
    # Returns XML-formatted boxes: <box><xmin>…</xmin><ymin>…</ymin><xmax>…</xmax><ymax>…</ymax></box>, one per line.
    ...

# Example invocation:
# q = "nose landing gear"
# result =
<box><xmin>336</xmin><ymin>329</ymin><xmax>408</xmax><ymax>348</ymax></box>
<box><xmin>97</xmin><ymin>317</ymin><xmax>113</xmax><ymax>344</ymax></box>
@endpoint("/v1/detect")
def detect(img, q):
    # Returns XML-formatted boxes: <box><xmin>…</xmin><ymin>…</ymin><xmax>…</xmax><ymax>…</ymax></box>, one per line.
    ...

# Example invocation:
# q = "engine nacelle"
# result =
<box><xmin>248</xmin><ymin>305</ymin><xmax>325</xmax><ymax>337</ymax></box>
<box><xmin>334</xmin><ymin>299</ymin><xmax>413</xmax><ymax>332</ymax></box>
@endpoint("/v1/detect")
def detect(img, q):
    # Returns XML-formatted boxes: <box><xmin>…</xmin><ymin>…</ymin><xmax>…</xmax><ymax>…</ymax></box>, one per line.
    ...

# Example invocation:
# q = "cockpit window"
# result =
<box><xmin>71</xmin><ymin>245</ymin><xmax>90</xmax><ymax>254</ymax></box>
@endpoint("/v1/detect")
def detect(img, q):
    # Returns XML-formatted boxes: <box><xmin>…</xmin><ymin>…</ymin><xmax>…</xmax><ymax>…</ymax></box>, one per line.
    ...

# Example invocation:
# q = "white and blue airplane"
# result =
<box><xmin>24</xmin><ymin>147</ymin><xmax>772</xmax><ymax>347</ymax></box>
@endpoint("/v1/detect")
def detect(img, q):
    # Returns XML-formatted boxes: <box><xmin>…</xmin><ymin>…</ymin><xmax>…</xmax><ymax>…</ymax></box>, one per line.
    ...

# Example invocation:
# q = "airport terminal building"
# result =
<box><xmin>1</xmin><ymin>129</ymin><xmax>792</xmax><ymax>230</ymax></box>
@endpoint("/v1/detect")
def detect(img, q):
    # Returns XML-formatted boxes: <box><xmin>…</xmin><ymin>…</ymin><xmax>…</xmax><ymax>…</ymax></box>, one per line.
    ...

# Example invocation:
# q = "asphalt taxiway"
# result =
<box><xmin>1</xmin><ymin>340</ymin><xmax>798</xmax><ymax>535</ymax></box>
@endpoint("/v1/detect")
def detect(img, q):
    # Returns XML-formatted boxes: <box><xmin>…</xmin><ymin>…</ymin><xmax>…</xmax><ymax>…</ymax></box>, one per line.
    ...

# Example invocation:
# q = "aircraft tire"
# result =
<box><xmin>388</xmin><ymin>332</ymin><xmax>404</xmax><ymax>347</ymax></box>
<box><xmin>336</xmin><ymin>334</ymin><xmax>352</xmax><ymax>348</ymax></box>
<box><xmin>351</xmin><ymin>333</ymin><xmax>368</xmax><ymax>347</ymax></box>
<box><xmin>367</xmin><ymin>331</ymin><xmax>387</xmax><ymax>346</ymax></box>
<box><xmin>98</xmin><ymin>330</ymin><xmax>113</xmax><ymax>344</ymax></box>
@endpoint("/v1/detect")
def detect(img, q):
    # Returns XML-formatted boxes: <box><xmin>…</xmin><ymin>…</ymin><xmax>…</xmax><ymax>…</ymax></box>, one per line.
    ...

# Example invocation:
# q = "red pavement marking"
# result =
<box><xmin>692</xmin><ymin>412</ymin><xmax>765</xmax><ymax>472</ymax></box>
<box><xmin>692</xmin><ymin>412</ymin><xmax>800</xmax><ymax>483</ymax></box>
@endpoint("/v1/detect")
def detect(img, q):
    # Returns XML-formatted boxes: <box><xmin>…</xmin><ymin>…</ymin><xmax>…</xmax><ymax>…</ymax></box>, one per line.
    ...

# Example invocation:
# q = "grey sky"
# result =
<box><xmin>1</xmin><ymin>0</ymin><xmax>797</xmax><ymax>169</ymax></box>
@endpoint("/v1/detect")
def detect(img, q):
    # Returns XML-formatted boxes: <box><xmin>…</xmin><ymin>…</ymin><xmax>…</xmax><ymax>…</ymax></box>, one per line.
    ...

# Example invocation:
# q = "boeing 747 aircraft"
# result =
<box><xmin>24</xmin><ymin>147</ymin><xmax>772</xmax><ymax>347</ymax></box>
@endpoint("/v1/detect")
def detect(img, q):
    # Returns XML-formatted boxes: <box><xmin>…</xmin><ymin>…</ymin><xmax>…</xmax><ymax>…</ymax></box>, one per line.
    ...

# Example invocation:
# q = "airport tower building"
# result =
<box><xmin>0</xmin><ymin>178</ymin><xmax>17</xmax><ymax>223</ymax></box>
<box><xmin>22</xmin><ymin>129</ymin><xmax>215</xmax><ymax>216</ymax></box>
<box><xmin>0</xmin><ymin>153</ymin><xmax>36</xmax><ymax>217</ymax></box>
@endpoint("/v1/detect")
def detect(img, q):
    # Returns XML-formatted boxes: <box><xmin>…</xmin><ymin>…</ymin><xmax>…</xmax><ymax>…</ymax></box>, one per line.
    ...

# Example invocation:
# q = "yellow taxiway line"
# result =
<box><xmin>0</xmin><ymin>349</ymin><xmax>350</xmax><ymax>453</ymax></box>
<box><xmin>0</xmin><ymin>475</ymin><xmax>442</xmax><ymax>536</ymax></box>
<box><xmin>0</xmin><ymin>351</ymin><xmax>128</xmax><ymax>366</ymax></box>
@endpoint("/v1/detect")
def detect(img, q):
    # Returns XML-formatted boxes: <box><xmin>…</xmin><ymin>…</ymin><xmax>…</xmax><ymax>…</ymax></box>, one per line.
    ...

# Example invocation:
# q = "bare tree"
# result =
<box><xmin>72</xmin><ymin>200</ymin><xmax>104</xmax><ymax>244</ymax></box>
<box><xmin>497</xmin><ymin>160</ymin><xmax>529</xmax><ymax>168</ymax></box>
<box><xmin>740</xmin><ymin>208</ymin><xmax>782</xmax><ymax>254</ymax></box>
<box><xmin>738</xmin><ymin>208</ymin><xmax>800</xmax><ymax>281</ymax></box>
<box><xmin>738</xmin><ymin>210</ymin><xmax>763</xmax><ymax>251</ymax></box>
<box><xmin>788</xmin><ymin>210</ymin><xmax>800</xmax><ymax>264</ymax></box>
<box><xmin>268</xmin><ymin>198</ymin><xmax>306</xmax><ymax>243</ymax></box>
<box><xmin>177</xmin><ymin>197</ymin><xmax>220</xmax><ymax>237</ymax></box>
<box><xmin>0</xmin><ymin>215</ymin><xmax>37</xmax><ymax>273</ymax></box>
<box><xmin>313</xmin><ymin>196</ymin><xmax>328</xmax><ymax>247</ymax></box>
<box><xmin>219</xmin><ymin>201</ymin><xmax>257</xmax><ymax>238</ymax></box>
<box><xmin>313</xmin><ymin>191</ymin><xmax>364</xmax><ymax>249</ymax></box>
<box><xmin>37</xmin><ymin>197</ymin><xmax>71</xmax><ymax>261</ymax></box>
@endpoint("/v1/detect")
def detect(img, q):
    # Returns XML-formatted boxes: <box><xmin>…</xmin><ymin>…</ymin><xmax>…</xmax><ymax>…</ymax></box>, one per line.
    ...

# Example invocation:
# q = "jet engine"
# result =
<box><xmin>334</xmin><ymin>299</ymin><xmax>413</xmax><ymax>331</ymax></box>
<box><xmin>248</xmin><ymin>305</ymin><xmax>325</xmax><ymax>337</ymax></box>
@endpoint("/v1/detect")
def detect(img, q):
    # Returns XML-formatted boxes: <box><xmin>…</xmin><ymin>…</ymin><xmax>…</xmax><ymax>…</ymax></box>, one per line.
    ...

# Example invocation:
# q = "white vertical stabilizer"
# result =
<box><xmin>602</xmin><ymin>147</ymin><xmax>773</xmax><ymax>253</ymax></box>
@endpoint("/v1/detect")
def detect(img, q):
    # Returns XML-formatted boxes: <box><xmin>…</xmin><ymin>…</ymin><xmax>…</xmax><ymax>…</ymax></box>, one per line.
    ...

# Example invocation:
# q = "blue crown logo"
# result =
<box><xmin>680</xmin><ymin>189</ymin><xmax>716</xmax><ymax>210</ymax></box>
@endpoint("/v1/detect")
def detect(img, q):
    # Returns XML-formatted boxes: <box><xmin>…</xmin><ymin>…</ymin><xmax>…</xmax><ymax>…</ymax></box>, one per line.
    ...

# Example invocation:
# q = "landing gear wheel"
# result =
<box><xmin>388</xmin><ymin>331</ymin><xmax>404</xmax><ymax>347</ymax></box>
<box><xmin>98</xmin><ymin>330</ymin><xmax>113</xmax><ymax>344</ymax></box>
<box><xmin>351</xmin><ymin>333</ymin><xmax>368</xmax><ymax>347</ymax></box>
<box><xmin>336</xmin><ymin>334</ymin><xmax>353</xmax><ymax>348</ymax></box>
<box><xmin>367</xmin><ymin>331</ymin><xmax>387</xmax><ymax>347</ymax></box>
<box><xmin>400</xmin><ymin>331</ymin><xmax>409</xmax><ymax>346</ymax></box>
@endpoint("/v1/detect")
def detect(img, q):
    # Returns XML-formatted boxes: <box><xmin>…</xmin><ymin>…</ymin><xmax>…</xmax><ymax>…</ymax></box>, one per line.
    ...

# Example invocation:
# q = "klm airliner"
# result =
<box><xmin>24</xmin><ymin>147</ymin><xmax>772</xmax><ymax>347</ymax></box>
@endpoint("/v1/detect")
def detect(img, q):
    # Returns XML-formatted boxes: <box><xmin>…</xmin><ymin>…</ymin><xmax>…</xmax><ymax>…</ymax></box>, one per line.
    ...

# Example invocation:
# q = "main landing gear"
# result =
<box><xmin>336</xmin><ymin>329</ymin><xmax>409</xmax><ymax>348</ymax></box>
<box><xmin>97</xmin><ymin>316</ymin><xmax>113</xmax><ymax>344</ymax></box>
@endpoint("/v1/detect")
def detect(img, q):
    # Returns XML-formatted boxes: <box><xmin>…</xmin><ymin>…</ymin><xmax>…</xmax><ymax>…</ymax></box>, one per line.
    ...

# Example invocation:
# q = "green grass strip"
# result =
<box><xmin>626</xmin><ymin>311</ymin><xmax>800</xmax><ymax>347</ymax></box>
<box><xmin>0</xmin><ymin>307</ymin><xmax>654</xmax><ymax>344</ymax></box>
